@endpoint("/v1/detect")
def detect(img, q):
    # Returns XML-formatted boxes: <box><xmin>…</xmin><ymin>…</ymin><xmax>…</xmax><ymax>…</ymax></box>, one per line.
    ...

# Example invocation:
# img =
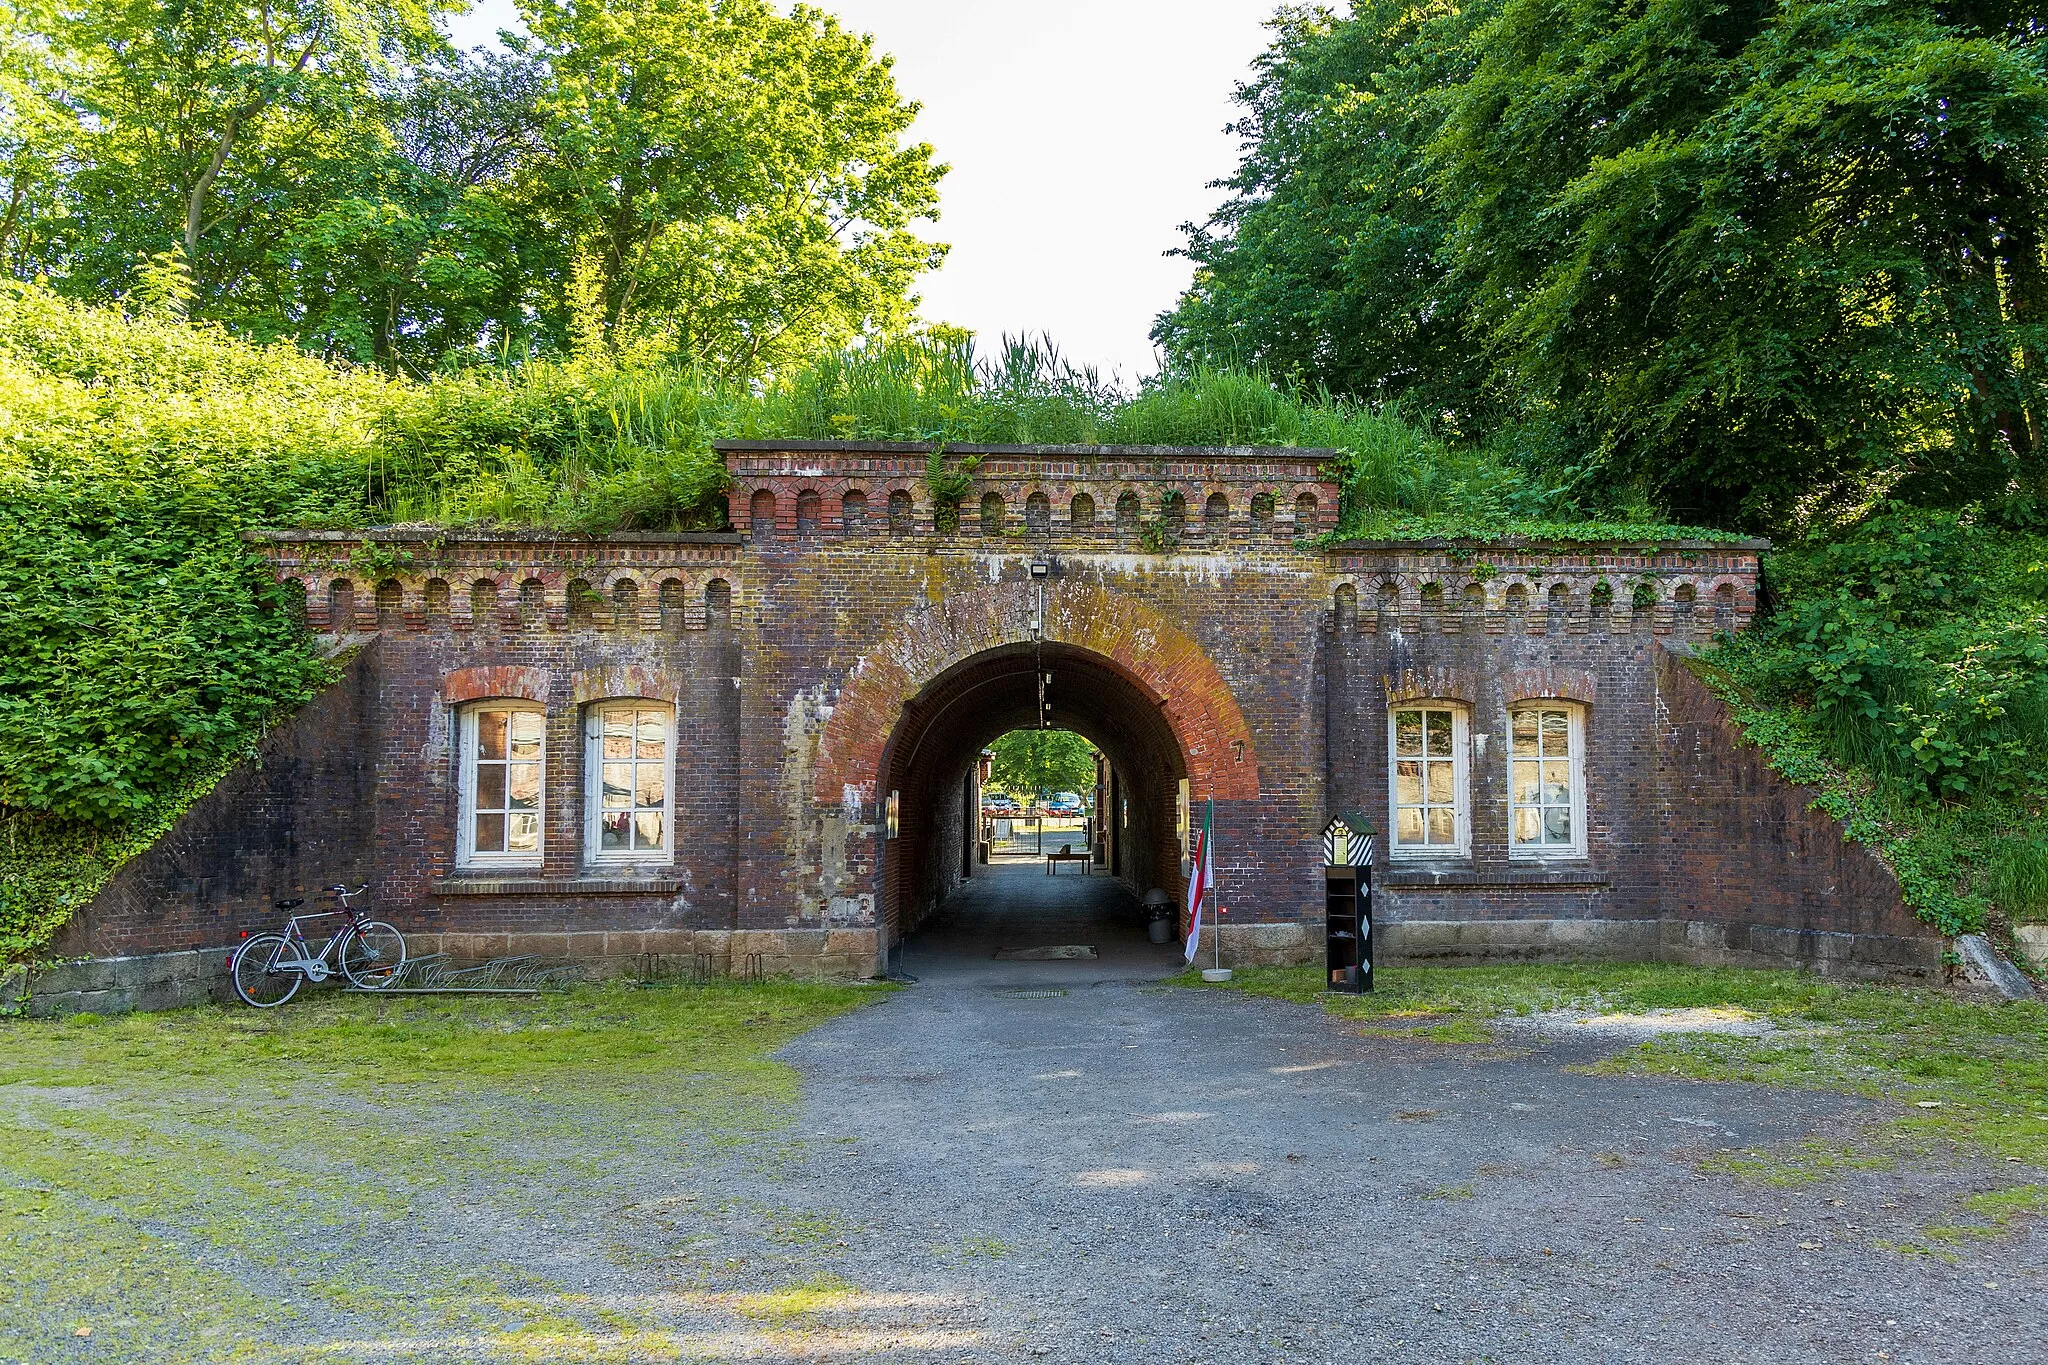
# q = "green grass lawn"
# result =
<box><xmin>0</xmin><ymin>981</ymin><xmax>882</xmax><ymax>1363</ymax></box>
<box><xmin>1193</xmin><ymin>963</ymin><xmax>2048</xmax><ymax>1168</ymax></box>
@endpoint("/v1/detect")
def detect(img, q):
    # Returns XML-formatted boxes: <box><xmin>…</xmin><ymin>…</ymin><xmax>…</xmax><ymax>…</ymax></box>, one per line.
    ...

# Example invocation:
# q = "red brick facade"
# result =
<box><xmin>57</xmin><ymin>443</ymin><xmax>1945</xmax><ymax>982</ymax></box>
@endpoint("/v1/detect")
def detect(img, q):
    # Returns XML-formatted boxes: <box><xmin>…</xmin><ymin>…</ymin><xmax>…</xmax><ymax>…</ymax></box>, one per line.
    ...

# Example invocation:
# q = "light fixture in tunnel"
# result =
<box><xmin>1029</xmin><ymin>557</ymin><xmax>1050</xmax><ymax>579</ymax></box>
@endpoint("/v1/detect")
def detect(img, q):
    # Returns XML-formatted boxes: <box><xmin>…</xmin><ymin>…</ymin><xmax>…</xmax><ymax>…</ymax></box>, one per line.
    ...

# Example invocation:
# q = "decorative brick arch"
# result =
<box><xmin>812</xmin><ymin>579</ymin><xmax>1261</xmax><ymax>806</ymax></box>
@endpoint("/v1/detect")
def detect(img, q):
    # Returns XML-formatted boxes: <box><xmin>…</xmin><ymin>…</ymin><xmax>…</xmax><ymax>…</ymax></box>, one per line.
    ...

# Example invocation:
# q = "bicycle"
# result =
<box><xmin>228</xmin><ymin>885</ymin><xmax>407</xmax><ymax>1008</ymax></box>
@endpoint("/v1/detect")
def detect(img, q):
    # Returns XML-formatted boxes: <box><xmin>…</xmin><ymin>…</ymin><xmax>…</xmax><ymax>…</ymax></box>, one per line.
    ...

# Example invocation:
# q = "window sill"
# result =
<box><xmin>1382</xmin><ymin>869</ymin><xmax>1610</xmax><ymax>890</ymax></box>
<box><xmin>432</xmin><ymin>876</ymin><xmax>681</xmax><ymax>896</ymax></box>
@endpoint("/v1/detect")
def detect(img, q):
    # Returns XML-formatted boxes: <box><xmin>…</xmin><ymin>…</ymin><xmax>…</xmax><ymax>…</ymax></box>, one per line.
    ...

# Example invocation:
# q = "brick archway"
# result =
<box><xmin>811</xmin><ymin>579</ymin><xmax>1261</xmax><ymax>809</ymax></box>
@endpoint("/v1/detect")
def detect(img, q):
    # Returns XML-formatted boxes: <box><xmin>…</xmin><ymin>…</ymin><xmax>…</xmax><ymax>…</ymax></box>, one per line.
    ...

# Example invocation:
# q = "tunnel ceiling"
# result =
<box><xmin>883</xmin><ymin>643</ymin><xmax>1188</xmax><ymax>794</ymax></box>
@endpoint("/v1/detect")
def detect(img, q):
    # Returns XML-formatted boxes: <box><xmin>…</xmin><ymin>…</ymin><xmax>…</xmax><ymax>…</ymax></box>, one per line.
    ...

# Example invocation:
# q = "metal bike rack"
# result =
<box><xmin>346</xmin><ymin>953</ymin><xmax>579</xmax><ymax>995</ymax></box>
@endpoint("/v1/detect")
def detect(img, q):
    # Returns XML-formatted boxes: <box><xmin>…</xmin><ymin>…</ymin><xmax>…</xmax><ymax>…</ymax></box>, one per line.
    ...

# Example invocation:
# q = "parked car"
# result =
<box><xmin>1045</xmin><ymin>793</ymin><xmax>1084</xmax><ymax>816</ymax></box>
<box><xmin>982</xmin><ymin>794</ymin><xmax>1023</xmax><ymax>816</ymax></box>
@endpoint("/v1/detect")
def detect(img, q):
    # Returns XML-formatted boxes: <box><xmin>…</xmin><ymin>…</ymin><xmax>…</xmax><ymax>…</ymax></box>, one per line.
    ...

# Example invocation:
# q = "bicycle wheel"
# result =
<box><xmin>340</xmin><ymin>921</ymin><xmax>407</xmax><ymax>989</ymax></box>
<box><xmin>230</xmin><ymin>934</ymin><xmax>301</xmax><ymax>1008</ymax></box>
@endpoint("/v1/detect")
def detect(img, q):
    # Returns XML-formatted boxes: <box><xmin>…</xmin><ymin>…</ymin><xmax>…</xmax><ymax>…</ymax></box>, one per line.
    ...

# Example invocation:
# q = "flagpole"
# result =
<box><xmin>1207</xmin><ymin>798</ymin><xmax>1220</xmax><ymax>973</ymax></box>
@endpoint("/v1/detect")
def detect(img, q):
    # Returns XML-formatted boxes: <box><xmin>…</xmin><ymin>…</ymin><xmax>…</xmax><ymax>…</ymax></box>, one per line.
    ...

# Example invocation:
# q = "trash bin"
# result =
<box><xmin>1142</xmin><ymin>888</ymin><xmax>1174</xmax><ymax>944</ymax></box>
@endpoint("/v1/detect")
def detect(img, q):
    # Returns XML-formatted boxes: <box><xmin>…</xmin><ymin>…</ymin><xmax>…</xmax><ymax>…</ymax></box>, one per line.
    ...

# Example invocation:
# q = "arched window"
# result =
<box><xmin>1204</xmin><ymin>492</ymin><xmax>1229</xmax><ymax>539</ymax></box>
<box><xmin>376</xmin><ymin>578</ymin><xmax>404</xmax><ymax>627</ymax></box>
<box><xmin>1590</xmin><ymin>580</ymin><xmax>1615</xmax><ymax>615</ymax></box>
<box><xmin>1420</xmin><ymin>582</ymin><xmax>1443</xmax><ymax>614</ymax></box>
<box><xmin>888</xmin><ymin>489</ymin><xmax>914</xmax><ymax>535</ymax></box>
<box><xmin>518</xmin><ymin>577</ymin><xmax>545</xmax><ymax>629</ymax></box>
<box><xmin>468</xmin><ymin>579</ymin><xmax>497</xmax><ymax>631</ymax></box>
<box><xmin>1162</xmin><ymin>491</ymin><xmax>1187</xmax><ymax>542</ymax></box>
<box><xmin>1115</xmin><ymin>491</ymin><xmax>1141</xmax><ymax>532</ymax></box>
<box><xmin>458</xmin><ymin>702</ymin><xmax>544</xmax><ymax>867</ymax></box>
<box><xmin>1293</xmin><ymin>492</ymin><xmax>1318</xmax><ymax>534</ymax></box>
<box><xmin>1376</xmin><ymin>580</ymin><xmax>1400</xmax><ymax>623</ymax></box>
<box><xmin>1548</xmin><ymin>582</ymin><xmax>1571</xmax><ymax>615</ymax></box>
<box><xmin>841</xmin><ymin>490</ymin><xmax>867</xmax><ymax>535</ymax></box>
<box><xmin>1250</xmin><ymin>491</ymin><xmax>1276</xmax><ymax>536</ymax></box>
<box><xmin>981</xmin><ymin>491</ymin><xmax>1006</xmax><ymax>536</ymax></box>
<box><xmin>1334</xmin><ymin>582</ymin><xmax>1357</xmax><ymax>631</ymax></box>
<box><xmin>611</xmin><ymin>579</ymin><xmax>640</xmax><ymax>632</ymax></box>
<box><xmin>1462</xmin><ymin>583</ymin><xmax>1485</xmax><ymax>617</ymax></box>
<box><xmin>1389</xmin><ymin>704</ymin><xmax>1468</xmax><ymax>856</ymax></box>
<box><xmin>587</xmin><ymin>701</ymin><xmax>673</xmax><ymax>862</ymax></box>
<box><xmin>705</xmin><ymin>577</ymin><xmax>732</xmax><ymax>625</ymax></box>
<box><xmin>1714</xmin><ymin>582</ymin><xmax>1736</xmax><ymax>629</ymax></box>
<box><xmin>1508</xmin><ymin>702</ymin><xmax>1586</xmax><ymax>858</ymax></box>
<box><xmin>327</xmin><ymin>578</ymin><xmax>355</xmax><ymax>632</ymax></box>
<box><xmin>659</xmin><ymin>577</ymin><xmax>686</xmax><ymax>632</ymax></box>
<box><xmin>566</xmin><ymin>578</ymin><xmax>598</xmax><ymax>628</ymax></box>
<box><xmin>424</xmin><ymin>578</ymin><xmax>450</xmax><ymax>624</ymax></box>
<box><xmin>1025</xmin><ymin>490</ymin><xmax>1051</xmax><ymax>535</ymax></box>
<box><xmin>1504</xmin><ymin>583</ymin><xmax>1528</xmax><ymax>615</ymax></box>
<box><xmin>1070</xmin><ymin>492</ymin><xmax>1096</xmax><ymax>531</ymax></box>
<box><xmin>795</xmin><ymin>490</ymin><xmax>822</xmax><ymax>537</ymax></box>
<box><xmin>749</xmin><ymin>489</ymin><xmax>777</xmax><ymax>540</ymax></box>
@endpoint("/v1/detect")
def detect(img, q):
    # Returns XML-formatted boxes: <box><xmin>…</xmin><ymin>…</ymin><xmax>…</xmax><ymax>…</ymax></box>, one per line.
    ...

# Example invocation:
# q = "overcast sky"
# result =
<box><xmin>445</xmin><ymin>1</ymin><xmax>1280</xmax><ymax>382</ymax></box>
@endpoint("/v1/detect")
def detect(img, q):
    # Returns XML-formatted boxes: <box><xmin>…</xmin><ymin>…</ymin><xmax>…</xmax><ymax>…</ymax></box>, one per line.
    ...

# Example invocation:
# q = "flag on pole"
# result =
<box><xmin>1183</xmin><ymin>799</ymin><xmax>1214</xmax><ymax>965</ymax></box>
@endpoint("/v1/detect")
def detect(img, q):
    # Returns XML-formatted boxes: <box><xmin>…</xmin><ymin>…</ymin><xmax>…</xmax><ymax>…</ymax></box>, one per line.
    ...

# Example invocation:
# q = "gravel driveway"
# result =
<box><xmin>9</xmin><ymin>865</ymin><xmax>2039</xmax><ymax>1362</ymax></box>
<box><xmin>749</xmin><ymin>866</ymin><xmax>2043</xmax><ymax>1363</ymax></box>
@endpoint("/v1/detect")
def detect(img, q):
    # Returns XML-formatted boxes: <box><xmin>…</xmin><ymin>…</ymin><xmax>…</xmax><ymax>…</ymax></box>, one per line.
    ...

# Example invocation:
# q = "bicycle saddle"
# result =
<box><xmin>274</xmin><ymin>898</ymin><xmax>305</xmax><ymax>910</ymax></box>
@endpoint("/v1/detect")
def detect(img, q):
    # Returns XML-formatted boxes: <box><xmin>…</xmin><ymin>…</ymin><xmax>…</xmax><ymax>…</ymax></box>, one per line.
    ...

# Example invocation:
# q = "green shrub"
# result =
<box><xmin>1994</xmin><ymin>842</ymin><xmax>2048</xmax><ymax>925</ymax></box>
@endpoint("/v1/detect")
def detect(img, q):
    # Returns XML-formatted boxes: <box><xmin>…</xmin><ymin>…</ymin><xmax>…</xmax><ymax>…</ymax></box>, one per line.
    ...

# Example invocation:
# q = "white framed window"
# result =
<box><xmin>1389</xmin><ymin>705</ymin><xmax>1469</xmax><ymax>856</ymax></box>
<box><xmin>1508</xmin><ymin>702</ymin><xmax>1586</xmax><ymax>857</ymax></box>
<box><xmin>585</xmin><ymin>703</ymin><xmax>673</xmax><ymax>862</ymax></box>
<box><xmin>458</xmin><ymin>704</ymin><xmax>545</xmax><ymax>867</ymax></box>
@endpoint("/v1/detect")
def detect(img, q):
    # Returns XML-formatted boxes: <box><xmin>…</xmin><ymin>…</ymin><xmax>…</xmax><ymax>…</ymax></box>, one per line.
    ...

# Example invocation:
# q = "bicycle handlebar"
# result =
<box><xmin>325</xmin><ymin>884</ymin><xmax>370</xmax><ymax>896</ymax></box>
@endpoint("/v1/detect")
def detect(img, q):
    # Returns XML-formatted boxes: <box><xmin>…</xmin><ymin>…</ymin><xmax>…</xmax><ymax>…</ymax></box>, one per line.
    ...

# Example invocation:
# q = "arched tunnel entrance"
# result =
<box><xmin>877</xmin><ymin>642</ymin><xmax>1190</xmax><ymax>966</ymax></box>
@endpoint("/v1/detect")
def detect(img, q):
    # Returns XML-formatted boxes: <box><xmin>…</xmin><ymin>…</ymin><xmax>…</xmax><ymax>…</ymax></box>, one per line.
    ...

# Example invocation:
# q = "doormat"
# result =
<box><xmin>993</xmin><ymin>945</ymin><xmax>1098</xmax><ymax>960</ymax></box>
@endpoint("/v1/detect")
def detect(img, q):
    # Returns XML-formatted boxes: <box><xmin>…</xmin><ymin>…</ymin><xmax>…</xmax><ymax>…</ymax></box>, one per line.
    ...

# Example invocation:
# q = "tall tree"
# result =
<box><xmin>45</xmin><ymin>0</ymin><xmax>453</xmax><ymax>318</ymax></box>
<box><xmin>1160</xmin><ymin>0</ymin><xmax>2048</xmax><ymax>528</ymax></box>
<box><xmin>987</xmin><ymin>730</ymin><xmax>1096</xmax><ymax>800</ymax></box>
<box><xmin>519</xmin><ymin>0</ymin><xmax>946</xmax><ymax>375</ymax></box>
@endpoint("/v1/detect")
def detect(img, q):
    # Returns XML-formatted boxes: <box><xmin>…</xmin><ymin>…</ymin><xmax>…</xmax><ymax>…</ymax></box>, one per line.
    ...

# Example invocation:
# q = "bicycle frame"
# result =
<box><xmin>259</xmin><ymin>909</ymin><xmax>368</xmax><ymax>983</ymax></box>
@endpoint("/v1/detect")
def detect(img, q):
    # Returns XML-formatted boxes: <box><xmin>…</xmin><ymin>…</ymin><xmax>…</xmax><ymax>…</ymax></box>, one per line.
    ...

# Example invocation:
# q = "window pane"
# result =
<box><xmin>1511</xmin><ymin>709</ymin><xmax>1539</xmax><ymax>756</ymax></box>
<box><xmin>1513</xmin><ymin>806</ymin><xmax>1542</xmax><ymax>845</ymax></box>
<box><xmin>1395</xmin><ymin>760</ymin><xmax>1421</xmax><ymax>806</ymax></box>
<box><xmin>637</xmin><ymin>712</ymin><xmax>665</xmax><ymax>760</ymax></box>
<box><xmin>476</xmin><ymin>711</ymin><xmax>507</xmax><ymax>759</ymax></box>
<box><xmin>602</xmin><ymin>733</ymin><xmax>631</xmax><ymax>760</ymax></box>
<box><xmin>507</xmin><ymin>763</ymin><xmax>540</xmax><ymax>809</ymax></box>
<box><xmin>1395</xmin><ymin>710</ymin><xmax>1422</xmax><ymax>756</ymax></box>
<box><xmin>1542</xmin><ymin>760</ymin><xmax>1572</xmax><ymax>805</ymax></box>
<box><xmin>1424</xmin><ymin>711</ymin><xmax>1454</xmax><ymax>757</ymax></box>
<box><xmin>1513</xmin><ymin>760</ymin><xmax>1540</xmax><ymax>806</ymax></box>
<box><xmin>1426</xmin><ymin>758</ymin><xmax>1455</xmax><ymax>804</ymax></box>
<box><xmin>634</xmin><ymin>811</ymin><xmax>664</xmax><ymax>850</ymax></box>
<box><xmin>1544</xmin><ymin>807</ymin><xmax>1572</xmax><ymax>843</ymax></box>
<box><xmin>474</xmin><ymin>811</ymin><xmax>505</xmax><ymax>853</ymax></box>
<box><xmin>601</xmin><ymin>811</ymin><xmax>630</xmax><ymax>850</ymax></box>
<box><xmin>602</xmin><ymin>762</ymin><xmax>633</xmax><ymax>808</ymax></box>
<box><xmin>1541</xmin><ymin>710</ymin><xmax>1570</xmax><ymax>756</ymax></box>
<box><xmin>1427</xmin><ymin>807</ymin><xmax>1455</xmax><ymax>844</ymax></box>
<box><xmin>506</xmin><ymin>813</ymin><xmax>540</xmax><ymax>852</ymax></box>
<box><xmin>1396</xmin><ymin>807</ymin><xmax>1424</xmax><ymax>844</ymax></box>
<box><xmin>475</xmin><ymin>764</ymin><xmax>506</xmax><ymax>810</ymax></box>
<box><xmin>604</xmin><ymin>711</ymin><xmax>632</xmax><ymax>739</ymax></box>
<box><xmin>635</xmin><ymin>765</ymin><xmax>665</xmax><ymax>808</ymax></box>
<box><xmin>508</xmin><ymin>712</ymin><xmax>543</xmax><ymax>757</ymax></box>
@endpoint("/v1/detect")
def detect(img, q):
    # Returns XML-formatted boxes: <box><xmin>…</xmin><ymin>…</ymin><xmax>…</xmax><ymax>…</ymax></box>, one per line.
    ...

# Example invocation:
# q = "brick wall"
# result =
<box><xmin>53</xmin><ymin>642</ymin><xmax>380</xmax><ymax>958</ymax></box>
<box><xmin>50</xmin><ymin>443</ymin><xmax>1948</xmax><ymax>989</ymax></box>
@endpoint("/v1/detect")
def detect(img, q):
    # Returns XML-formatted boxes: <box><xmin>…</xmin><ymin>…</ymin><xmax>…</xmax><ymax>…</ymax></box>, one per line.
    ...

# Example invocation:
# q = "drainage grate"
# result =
<box><xmin>1000</xmin><ymin>988</ymin><xmax>1070</xmax><ymax>999</ymax></box>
